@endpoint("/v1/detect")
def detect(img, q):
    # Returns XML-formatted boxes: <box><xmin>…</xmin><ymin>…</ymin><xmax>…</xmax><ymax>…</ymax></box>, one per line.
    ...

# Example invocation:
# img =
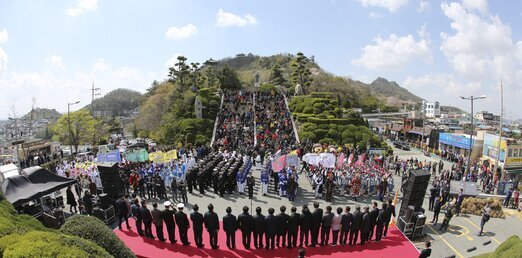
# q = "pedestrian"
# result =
<box><xmin>83</xmin><ymin>190</ymin><xmax>93</xmax><ymax>215</ymax></box>
<box><xmin>419</xmin><ymin>241</ymin><xmax>432</xmax><ymax>258</ymax></box>
<box><xmin>288</xmin><ymin>206</ymin><xmax>300</xmax><ymax>248</ymax></box>
<box><xmin>261</xmin><ymin>170</ymin><xmax>269</xmax><ymax>196</ymax></box>
<box><xmin>66</xmin><ymin>186</ymin><xmax>78</xmax><ymax>213</ymax></box>
<box><xmin>478</xmin><ymin>203</ymin><xmax>491</xmax><ymax>236</ymax></box>
<box><xmin>170</xmin><ymin>178</ymin><xmax>178</xmax><ymax>202</ymax></box>
<box><xmin>131</xmin><ymin>199</ymin><xmax>144</xmax><ymax>236</ymax></box>
<box><xmin>238</xmin><ymin>206</ymin><xmax>255</xmax><ymax>249</ymax></box>
<box><xmin>310</xmin><ymin>202</ymin><xmax>323</xmax><ymax>247</ymax></box>
<box><xmin>140</xmin><ymin>201</ymin><xmax>154</xmax><ymax>239</ymax></box>
<box><xmin>331</xmin><ymin>207</ymin><xmax>342</xmax><ymax>246</ymax></box>
<box><xmin>456</xmin><ymin>189</ymin><xmax>464</xmax><ymax>216</ymax></box>
<box><xmin>178</xmin><ymin>180</ymin><xmax>188</xmax><ymax>204</ymax></box>
<box><xmin>298</xmin><ymin>248</ymin><xmax>306</xmax><ymax>258</ymax></box>
<box><xmin>190</xmin><ymin>204</ymin><xmax>204</xmax><ymax>248</ymax></box>
<box><xmin>115</xmin><ymin>195</ymin><xmax>131</xmax><ymax>230</ymax></box>
<box><xmin>360</xmin><ymin>206</ymin><xmax>371</xmax><ymax>245</ymax></box>
<box><xmin>375</xmin><ymin>202</ymin><xmax>388</xmax><ymax>241</ymax></box>
<box><xmin>175</xmin><ymin>203</ymin><xmax>191</xmax><ymax>245</ymax></box>
<box><xmin>151</xmin><ymin>202</ymin><xmax>165</xmax><ymax>242</ymax></box>
<box><xmin>320</xmin><ymin>206</ymin><xmax>334</xmax><ymax>246</ymax></box>
<box><xmin>340</xmin><ymin>206</ymin><xmax>352</xmax><ymax>245</ymax></box>
<box><xmin>204</xmin><ymin>204</ymin><xmax>220</xmax><ymax>249</ymax></box>
<box><xmin>384</xmin><ymin>199</ymin><xmax>396</xmax><ymax>237</ymax></box>
<box><xmin>161</xmin><ymin>201</ymin><xmax>177</xmax><ymax>244</ymax></box>
<box><xmin>431</xmin><ymin>196</ymin><xmax>442</xmax><ymax>225</ymax></box>
<box><xmin>265</xmin><ymin>207</ymin><xmax>277</xmax><ymax>250</ymax></box>
<box><xmin>276</xmin><ymin>205</ymin><xmax>290</xmax><ymax>248</ymax></box>
<box><xmin>253</xmin><ymin>207</ymin><xmax>265</xmax><ymax>249</ymax></box>
<box><xmin>247</xmin><ymin>174</ymin><xmax>255</xmax><ymax>199</ymax></box>
<box><xmin>504</xmin><ymin>187</ymin><xmax>513</xmax><ymax>208</ymax></box>
<box><xmin>369</xmin><ymin>202</ymin><xmax>379</xmax><ymax>241</ymax></box>
<box><xmin>223</xmin><ymin>206</ymin><xmax>238</xmax><ymax>249</ymax></box>
<box><xmin>439</xmin><ymin>203</ymin><xmax>454</xmax><ymax>232</ymax></box>
<box><xmin>350</xmin><ymin>205</ymin><xmax>362</xmax><ymax>245</ymax></box>
<box><xmin>299</xmin><ymin>205</ymin><xmax>312</xmax><ymax>247</ymax></box>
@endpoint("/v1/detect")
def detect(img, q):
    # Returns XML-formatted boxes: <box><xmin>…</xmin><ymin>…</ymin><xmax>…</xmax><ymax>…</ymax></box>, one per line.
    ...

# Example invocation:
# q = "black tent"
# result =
<box><xmin>22</xmin><ymin>166</ymin><xmax>77</xmax><ymax>195</ymax></box>
<box><xmin>1</xmin><ymin>175</ymin><xmax>46</xmax><ymax>207</ymax></box>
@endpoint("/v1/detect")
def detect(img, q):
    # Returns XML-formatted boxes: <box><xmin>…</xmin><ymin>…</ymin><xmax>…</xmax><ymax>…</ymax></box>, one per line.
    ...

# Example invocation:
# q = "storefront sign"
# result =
<box><xmin>439</xmin><ymin>133</ymin><xmax>473</xmax><ymax>150</ymax></box>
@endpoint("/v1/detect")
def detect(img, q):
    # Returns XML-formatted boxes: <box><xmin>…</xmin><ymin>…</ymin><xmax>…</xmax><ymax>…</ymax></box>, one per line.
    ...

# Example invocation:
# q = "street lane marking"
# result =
<box><xmin>426</xmin><ymin>224</ymin><xmax>464</xmax><ymax>258</ymax></box>
<box><xmin>463</xmin><ymin>218</ymin><xmax>502</xmax><ymax>245</ymax></box>
<box><xmin>454</xmin><ymin>224</ymin><xmax>473</xmax><ymax>241</ymax></box>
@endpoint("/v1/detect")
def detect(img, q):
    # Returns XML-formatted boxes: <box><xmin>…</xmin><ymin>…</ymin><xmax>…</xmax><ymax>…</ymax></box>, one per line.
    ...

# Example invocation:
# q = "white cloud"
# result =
<box><xmin>164</xmin><ymin>53</ymin><xmax>183</xmax><ymax>69</ymax></box>
<box><xmin>92</xmin><ymin>58</ymin><xmax>109</xmax><ymax>73</ymax></box>
<box><xmin>46</xmin><ymin>55</ymin><xmax>65</xmax><ymax>69</ymax></box>
<box><xmin>165</xmin><ymin>24</ymin><xmax>197</xmax><ymax>40</ymax></box>
<box><xmin>0</xmin><ymin>48</ymin><xmax>7</xmax><ymax>76</ymax></box>
<box><xmin>216</xmin><ymin>9</ymin><xmax>257</xmax><ymax>27</ymax></box>
<box><xmin>462</xmin><ymin>0</ymin><xmax>488</xmax><ymax>14</ymax></box>
<box><xmin>0</xmin><ymin>29</ymin><xmax>8</xmax><ymax>44</ymax></box>
<box><xmin>357</xmin><ymin>0</ymin><xmax>409</xmax><ymax>12</ymax></box>
<box><xmin>351</xmin><ymin>33</ymin><xmax>432</xmax><ymax>70</ymax></box>
<box><xmin>417</xmin><ymin>0</ymin><xmax>429</xmax><ymax>12</ymax></box>
<box><xmin>67</xmin><ymin>0</ymin><xmax>98</xmax><ymax>17</ymax></box>
<box><xmin>417</xmin><ymin>23</ymin><xmax>429</xmax><ymax>39</ymax></box>
<box><xmin>369</xmin><ymin>12</ymin><xmax>384</xmax><ymax>19</ymax></box>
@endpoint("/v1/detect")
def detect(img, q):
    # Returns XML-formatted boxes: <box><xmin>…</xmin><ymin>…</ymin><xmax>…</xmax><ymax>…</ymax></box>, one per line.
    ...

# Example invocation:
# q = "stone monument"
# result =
<box><xmin>195</xmin><ymin>96</ymin><xmax>203</xmax><ymax>118</ymax></box>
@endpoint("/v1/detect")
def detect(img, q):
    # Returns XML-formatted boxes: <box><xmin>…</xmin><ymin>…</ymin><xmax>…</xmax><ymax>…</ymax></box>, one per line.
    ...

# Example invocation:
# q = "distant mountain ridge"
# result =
<box><xmin>20</xmin><ymin>108</ymin><xmax>61</xmax><ymax>122</ymax></box>
<box><xmin>368</xmin><ymin>77</ymin><xmax>423</xmax><ymax>104</ymax></box>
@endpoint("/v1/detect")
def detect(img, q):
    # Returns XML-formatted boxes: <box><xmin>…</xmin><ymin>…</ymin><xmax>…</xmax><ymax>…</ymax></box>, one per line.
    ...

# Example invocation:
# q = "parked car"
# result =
<box><xmin>393</xmin><ymin>141</ymin><xmax>410</xmax><ymax>150</ymax></box>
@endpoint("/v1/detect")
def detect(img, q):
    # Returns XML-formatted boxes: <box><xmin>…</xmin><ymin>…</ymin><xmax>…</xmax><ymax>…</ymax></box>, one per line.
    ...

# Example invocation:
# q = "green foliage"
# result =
<box><xmin>473</xmin><ymin>235</ymin><xmax>522</xmax><ymax>258</ymax></box>
<box><xmin>52</xmin><ymin>109</ymin><xmax>104</xmax><ymax>152</ymax></box>
<box><xmin>269</xmin><ymin>64</ymin><xmax>289</xmax><ymax>87</ymax></box>
<box><xmin>168</xmin><ymin>56</ymin><xmax>191</xmax><ymax>91</ymax></box>
<box><xmin>219</xmin><ymin>65</ymin><xmax>241</xmax><ymax>90</ymax></box>
<box><xmin>259</xmin><ymin>83</ymin><xmax>276</xmax><ymax>92</ymax></box>
<box><xmin>60</xmin><ymin>214</ymin><xmax>134</xmax><ymax>258</ymax></box>
<box><xmin>90</xmin><ymin>89</ymin><xmax>143</xmax><ymax>116</ymax></box>
<box><xmin>0</xmin><ymin>231</ymin><xmax>112</xmax><ymax>258</ymax></box>
<box><xmin>291</xmin><ymin>52</ymin><xmax>313</xmax><ymax>94</ymax></box>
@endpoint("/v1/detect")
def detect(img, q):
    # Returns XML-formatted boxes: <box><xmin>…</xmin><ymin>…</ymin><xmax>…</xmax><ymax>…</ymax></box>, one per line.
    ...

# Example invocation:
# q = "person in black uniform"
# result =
<box><xmin>190</xmin><ymin>204</ymin><xmax>205</xmax><ymax>248</ymax></box>
<box><xmin>419</xmin><ymin>241</ymin><xmax>432</xmax><ymax>258</ymax></box>
<box><xmin>361</xmin><ymin>206</ymin><xmax>371</xmax><ymax>245</ymax></box>
<box><xmin>131</xmin><ymin>199</ymin><xmax>143</xmax><ymax>236</ymax></box>
<box><xmin>178</xmin><ymin>181</ymin><xmax>188</xmax><ymax>204</ymax></box>
<box><xmin>376</xmin><ymin>202</ymin><xmax>388</xmax><ymax>241</ymax></box>
<box><xmin>288</xmin><ymin>206</ymin><xmax>300</xmax><ymax>248</ymax></box>
<box><xmin>310</xmin><ymin>202</ymin><xmax>323</xmax><ymax>247</ymax></box>
<box><xmin>161</xmin><ymin>201</ymin><xmax>177</xmax><ymax>244</ymax></box>
<box><xmin>320</xmin><ymin>206</ymin><xmax>334</xmax><ymax>246</ymax></box>
<box><xmin>140</xmin><ymin>201</ymin><xmax>154</xmax><ymax>239</ymax></box>
<box><xmin>146</xmin><ymin>175</ymin><xmax>155</xmax><ymax>199</ymax></box>
<box><xmin>340</xmin><ymin>206</ymin><xmax>352</xmax><ymax>245</ymax></box>
<box><xmin>276</xmin><ymin>205</ymin><xmax>290</xmax><ymax>248</ymax></box>
<box><xmin>204</xmin><ymin>204</ymin><xmax>220</xmax><ymax>249</ymax></box>
<box><xmin>170</xmin><ymin>178</ymin><xmax>178</xmax><ymax>202</ymax></box>
<box><xmin>384</xmin><ymin>199</ymin><xmax>396</xmax><ymax>237</ymax></box>
<box><xmin>186</xmin><ymin>170</ymin><xmax>194</xmax><ymax>193</ymax></box>
<box><xmin>219</xmin><ymin>172</ymin><xmax>227</xmax><ymax>197</ymax></box>
<box><xmin>350</xmin><ymin>205</ymin><xmax>362</xmax><ymax>245</ymax></box>
<box><xmin>115</xmin><ymin>195</ymin><xmax>131</xmax><ymax>230</ymax></box>
<box><xmin>175</xmin><ymin>203</ymin><xmax>191</xmax><ymax>245</ymax></box>
<box><xmin>198</xmin><ymin>172</ymin><xmax>206</xmax><ymax>195</ymax></box>
<box><xmin>138</xmin><ymin>176</ymin><xmax>146</xmax><ymax>199</ymax></box>
<box><xmin>223</xmin><ymin>206</ymin><xmax>238</xmax><ymax>249</ymax></box>
<box><xmin>369</xmin><ymin>202</ymin><xmax>379</xmax><ymax>241</ymax></box>
<box><xmin>265</xmin><ymin>207</ymin><xmax>277</xmax><ymax>250</ymax></box>
<box><xmin>253</xmin><ymin>207</ymin><xmax>265</xmax><ymax>249</ymax></box>
<box><xmin>299</xmin><ymin>205</ymin><xmax>312</xmax><ymax>247</ymax></box>
<box><xmin>238</xmin><ymin>206</ymin><xmax>255</xmax><ymax>249</ymax></box>
<box><xmin>151</xmin><ymin>202</ymin><xmax>165</xmax><ymax>242</ymax></box>
<box><xmin>247</xmin><ymin>174</ymin><xmax>255</xmax><ymax>199</ymax></box>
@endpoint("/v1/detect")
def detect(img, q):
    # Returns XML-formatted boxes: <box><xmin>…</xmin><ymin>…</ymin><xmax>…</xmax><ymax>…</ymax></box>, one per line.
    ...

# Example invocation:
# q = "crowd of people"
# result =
<box><xmin>116</xmin><ymin>199</ymin><xmax>396</xmax><ymax>251</ymax></box>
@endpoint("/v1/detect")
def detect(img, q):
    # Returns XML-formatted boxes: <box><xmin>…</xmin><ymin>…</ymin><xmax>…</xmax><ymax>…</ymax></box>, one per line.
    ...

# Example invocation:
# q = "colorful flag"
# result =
<box><xmin>272</xmin><ymin>155</ymin><xmax>287</xmax><ymax>172</ymax></box>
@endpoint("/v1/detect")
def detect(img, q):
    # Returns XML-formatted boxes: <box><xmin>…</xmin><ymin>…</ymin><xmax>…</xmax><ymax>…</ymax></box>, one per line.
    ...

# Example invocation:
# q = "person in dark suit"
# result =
<box><xmin>288</xmin><ymin>206</ymin><xmax>300</xmax><ymax>248</ymax></box>
<box><xmin>361</xmin><ymin>206</ymin><xmax>371</xmax><ymax>245</ymax></box>
<box><xmin>223</xmin><ymin>206</ymin><xmax>238</xmax><ymax>249</ymax></box>
<box><xmin>350</xmin><ymin>205</ymin><xmax>362</xmax><ymax>245</ymax></box>
<box><xmin>369</xmin><ymin>202</ymin><xmax>379</xmax><ymax>241</ymax></box>
<box><xmin>376</xmin><ymin>202</ymin><xmax>388</xmax><ymax>241</ymax></box>
<box><xmin>140</xmin><ymin>201</ymin><xmax>154</xmax><ymax>239</ymax></box>
<box><xmin>161</xmin><ymin>201</ymin><xmax>177</xmax><ymax>244</ymax></box>
<box><xmin>190</xmin><ymin>204</ymin><xmax>205</xmax><ymax>248</ymax></box>
<box><xmin>299</xmin><ymin>205</ymin><xmax>312</xmax><ymax>247</ymax></box>
<box><xmin>340</xmin><ymin>206</ymin><xmax>352</xmax><ymax>245</ymax></box>
<box><xmin>175</xmin><ymin>203</ymin><xmax>191</xmax><ymax>245</ymax></box>
<box><xmin>238</xmin><ymin>206</ymin><xmax>255</xmax><ymax>249</ymax></box>
<box><xmin>320</xmin><ymin>206</ymin><xmax>334</xmax><ymax>246</ymax></box>
<box><xmin>115</xmin><ymin>195</ymin><xmax>131</xmax><ymax>230</ymax></box>
<box><xmin>419</xmin><ymin>241</ymin><xmax>432</xmax><ymax>258</ymax></box>
<box><xmin>276</xmin><ymin>205</ymin><xmax>290</xmax><ymax>248</ymax></box>
<box><xmin>310</xmin><ymin>202</ymin><xmax>323</xmax><ymax>247</ymax></box>
<box><xmin>151</xmin><ymin>202</ymin><xmax>166</xmax><ymax>242</ymax></box>
<box><xmin>265</xmin><ymin>207</ymin><xmax>277</xmax><ymax>250</ymax></box>
<box><xmin>83</xmin><ymin>190</ymin><xmax>93</xmax><ymax>215</ymax></box>
<box><xmin>247</xmin><ymin>174</ymin><xmax>255</xmax><ymax>199</ymax></box>
<box><xmin>204</xmin><ymin>204</ymin><xmax>220</xmax><ymax>249</ymax></box>
<box><xmin>384</xmin><ymin>199</ymin><xmax>396</xmax><ymax>237</ymax></box>
<box><xmin>253</xmin><ymin>207</ymin><xmax>265</xmax><ymax>249</ymax></box>
<box><xmin>131</xmin><ymin>199</ymin><xmax>144</xmax><ymax>236</ymax></box>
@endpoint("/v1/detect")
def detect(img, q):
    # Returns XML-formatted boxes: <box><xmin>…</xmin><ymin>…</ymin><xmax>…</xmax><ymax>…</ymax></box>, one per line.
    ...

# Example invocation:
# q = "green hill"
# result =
<box><xmin>86</xmin><ymin>88</ymin><xmax>143</xmax><ymax>117</ymax></box>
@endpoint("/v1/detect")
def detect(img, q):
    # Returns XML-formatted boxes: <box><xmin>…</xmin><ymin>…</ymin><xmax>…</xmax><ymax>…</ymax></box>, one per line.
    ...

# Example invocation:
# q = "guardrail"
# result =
<box><xmin>210</xmin><ymin>93</ymin><xmax>224</xmax><ymax>146</ymax></box>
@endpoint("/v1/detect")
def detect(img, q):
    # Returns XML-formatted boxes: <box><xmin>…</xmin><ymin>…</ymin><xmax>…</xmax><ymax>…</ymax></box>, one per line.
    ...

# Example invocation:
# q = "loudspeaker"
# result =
<box><xmin>98</xmin><ymin>193</ymin><xmax>113</xmax><ymax>209</ymax></box>
<box><xmin>98</xmin><ymin>162</ymin><xmax>124</xmax><ymax>199</ymax></box>
<box><xmin>412</xmin><ymin>212</ymin><xmax>426</xmax><ymax>227</ymax></box>
<box><xmin>404</xmin><ymin>205</ymin><xmax>415</xmax><ymax>223</ymax></box>
<box><xmin>399</xmin><ymin>170</ymin><xmax>431</xmax><ymax>218</ymax></box>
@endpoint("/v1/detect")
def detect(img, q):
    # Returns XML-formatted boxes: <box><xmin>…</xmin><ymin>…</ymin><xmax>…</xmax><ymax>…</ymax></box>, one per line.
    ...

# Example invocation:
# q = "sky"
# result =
<box><xmin>0</xmin><ymin>0</ymin><xmax>521</xmax><ymax>120</ymax></box>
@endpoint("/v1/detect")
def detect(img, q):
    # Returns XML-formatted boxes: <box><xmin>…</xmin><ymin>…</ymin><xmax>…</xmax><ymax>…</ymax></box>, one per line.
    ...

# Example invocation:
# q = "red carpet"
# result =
<box><xmin>115</xmin><ymin>218</ymin><xmax>420</xmax><ymax>258</ymax></box>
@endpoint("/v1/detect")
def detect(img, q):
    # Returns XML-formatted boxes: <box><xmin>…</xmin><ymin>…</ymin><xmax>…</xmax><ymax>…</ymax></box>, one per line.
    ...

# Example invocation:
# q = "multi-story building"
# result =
<box><xmin>475</xmin><ymin>111</ymin><xmax>501</xmax><ymax>126</ymax></box>
<box><xmin>422</xmin><ymin>100</ymin><xmax>441</xmax><ymax>118</ymax></box>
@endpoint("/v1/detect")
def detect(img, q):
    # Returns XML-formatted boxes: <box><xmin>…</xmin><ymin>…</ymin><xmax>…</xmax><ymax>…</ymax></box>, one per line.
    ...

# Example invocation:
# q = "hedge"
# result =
<box><xmin>473</xmin><ymin>235</ymin><xmax>522</xmax><ymax>258</ymax></box>
<box><xmin>0</xmin><ymin>200</ymin><xmax>48</xmax><ymax>238</ymax></box>
<box><xmin>0</xmin><ymin>231</ymin><xmax>111</xmax><ymax>258</ymax></box>
<box><xmin>60</xmin><ymin>215</ymin><xmax>135</xmax><ymax>258</ymax></box>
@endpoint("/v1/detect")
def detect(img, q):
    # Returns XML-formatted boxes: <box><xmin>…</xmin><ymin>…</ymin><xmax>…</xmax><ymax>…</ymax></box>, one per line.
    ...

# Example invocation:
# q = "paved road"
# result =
<box><xmin>392</xmin><ymin>146</ymin><xmax>522</xmax><ymax>258</ymax></box>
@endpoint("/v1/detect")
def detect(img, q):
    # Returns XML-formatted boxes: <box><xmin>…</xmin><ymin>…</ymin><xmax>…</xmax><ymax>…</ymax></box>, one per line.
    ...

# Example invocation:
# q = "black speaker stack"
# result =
<box><xmin>97</xmin><ymin>162</ymin><xmax>124</xmax><ymax>199</ymax></box>
<box><xmin>399</xmin><ymin>169</ymin><xmax>431</xmax><ymax>219</ymax></box>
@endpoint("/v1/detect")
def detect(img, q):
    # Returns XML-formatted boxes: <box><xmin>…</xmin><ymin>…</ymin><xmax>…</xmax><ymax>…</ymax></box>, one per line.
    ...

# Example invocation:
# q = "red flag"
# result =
<box><xmin>272</xmin><ymin>155</ymin><xmax>287</xmax><ymax>172</ymax></box>
<box><xmin>336</xmin><ymin>153</ymin><xmax>345</xmax><ymax>168</ymax></box>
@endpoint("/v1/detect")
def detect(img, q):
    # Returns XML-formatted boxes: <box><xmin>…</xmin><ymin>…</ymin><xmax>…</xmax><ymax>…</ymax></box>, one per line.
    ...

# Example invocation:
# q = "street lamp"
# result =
<box><xmin>460</xmin><ymin>95</ymin><xmax>486</xmax><ymax>175</ymax></box>
<box><xmin>68</xmin><ymin>101</ymin><xmax>80</xmax><ymax>155</ymax></box>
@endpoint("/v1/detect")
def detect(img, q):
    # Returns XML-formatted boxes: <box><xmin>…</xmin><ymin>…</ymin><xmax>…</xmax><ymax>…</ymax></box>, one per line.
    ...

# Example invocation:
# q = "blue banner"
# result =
<box><xmin>97</xmin><ymin>150</ymin><xmax>122</xmax><ymax>163</ymax></box>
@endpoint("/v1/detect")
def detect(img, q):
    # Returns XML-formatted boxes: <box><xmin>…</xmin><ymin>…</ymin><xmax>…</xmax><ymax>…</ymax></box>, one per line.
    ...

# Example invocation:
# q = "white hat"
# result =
<box><xmin>164</xmin><ymin>201</ymin><xmax>172</xmax><ymax>207</ymax></box>
<box><xmin>177</xmin><ymin>203</ymin><xmax>184</xmax><ymax>209</ymax></box>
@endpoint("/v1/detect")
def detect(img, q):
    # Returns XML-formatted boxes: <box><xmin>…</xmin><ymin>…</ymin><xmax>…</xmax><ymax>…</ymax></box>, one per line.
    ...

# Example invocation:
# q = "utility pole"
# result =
<box><xmin>494</xmin><ymin>81</ymin><xmax>503</xmax><ymax>178</ymax></box>
<box><xmin>91</xmin><ymin>82</ymin><xmax>101</xmax><ymax>116</ymax></box>
<box><xmin>460</xmin><ymin>95</ymin><xmax>487</xmax><ymax>175</ymax></box>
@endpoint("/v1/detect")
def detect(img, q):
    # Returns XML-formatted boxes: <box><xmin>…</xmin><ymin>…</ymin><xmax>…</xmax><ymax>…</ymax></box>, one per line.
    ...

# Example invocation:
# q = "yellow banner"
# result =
<box><xmin>148</xmin><ymin>150</ymin><xmax>178</xmax><ymax>163</ymax></box>
<box><xmin>506</xmin><ymin>157</ymin><xmax>522</xmax><ymax>165</ymax></box>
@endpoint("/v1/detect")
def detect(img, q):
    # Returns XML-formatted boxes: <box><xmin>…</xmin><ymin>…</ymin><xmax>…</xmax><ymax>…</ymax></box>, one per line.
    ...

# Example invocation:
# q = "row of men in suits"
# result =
<box><xmin>130</xmin><ymin>199</ymin><xmax>395</xmax><ymax>250</ymax></box>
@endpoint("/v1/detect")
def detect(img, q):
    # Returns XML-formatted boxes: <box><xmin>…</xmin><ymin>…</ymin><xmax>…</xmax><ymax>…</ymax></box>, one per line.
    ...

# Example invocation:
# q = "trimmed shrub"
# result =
<box><xmin>318</xmin><ymin>124</ymin><xmax>329</xmax><ymax>130</ymax></box>
<box><xmin>259</xmin><ymin>83</ymin><xmax>276</xmax><ymax>92</ymax></box>
<box><xmin>328</xmin><ymin>124</ymin><xmax>338</xmax><ymax>130</ymax></box>
<box><xmin>0</xmin><ymin>200</ymin><xmax>49</xmax><ymax>238</ymax></box>
<box><xmin>302</xmin><ymin>106</ymin><xmax>313</xmax><ymax>114</ymax></box>
<box><xmin>60</xmin><ymin>214</ymin><xmax>135</xmax><ymax>258</ymax></box>
<box><xmin>319</xmin><ymin>138</ymin><xmax>335</xmax><ymax>144</ymax></box>
<box><xmin>300</xmin><ymin>131</ymin><xmax>317</xmax><ymax>141</ymax></box>
<box><xmin>0</xmin><ymin>231</ymin><xmax>111</xmax><ymax>258</ymax></box>
<box><xmin>313</xmin><ymin>129</ymin><xmax>328</xmax><ymax>139</ymax></box>
<box><xmin>309</xmin><ymin>92</ymin><xmax>332</xmax><ymax>98</ymax></box>
<box><xmin>473</xmin><ymin>235</ymin><xmax>522</xmax><ymax>258</ymax></box>
<box><xmin>327</xmin><ymin>129</ymin><xmax>341</xmax><ymax>143</ymax></box>
<box><xmin>307</xmin><ymin>117</ymin><xmax>329</xmax><ymax>125</ymax></box>
<box><xmin>313</xmin><ymin>102</ymin><xmax>326</xmax><ymax>111</ymax></box>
